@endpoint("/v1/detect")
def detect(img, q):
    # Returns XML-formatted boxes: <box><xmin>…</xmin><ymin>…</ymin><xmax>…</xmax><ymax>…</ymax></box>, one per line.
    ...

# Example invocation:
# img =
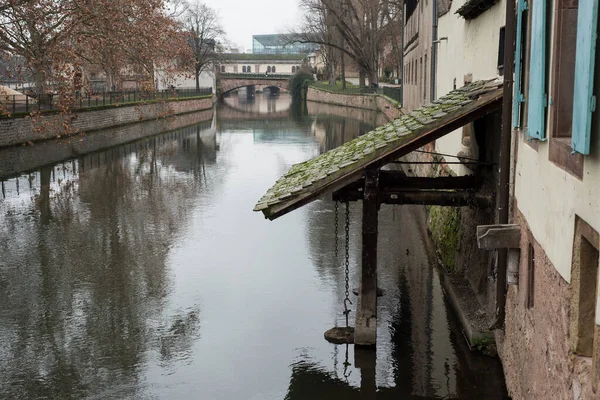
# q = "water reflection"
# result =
<box><xmin>0</xmin><ymin>93</ymin><xmax>507</xmax><ymax>399</ymax></box>
<box><xmin>0</xmin><ymin>123</ymin><xmax>214</xmax><ymax>399</ymax></box>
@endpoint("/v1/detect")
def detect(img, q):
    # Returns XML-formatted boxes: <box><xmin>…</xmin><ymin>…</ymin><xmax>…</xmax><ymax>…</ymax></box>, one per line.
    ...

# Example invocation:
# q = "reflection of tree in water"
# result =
<box><xmin>0</xmin><ymin>121</ymin><xmax>217</xmax><ymax>398</ymax></box>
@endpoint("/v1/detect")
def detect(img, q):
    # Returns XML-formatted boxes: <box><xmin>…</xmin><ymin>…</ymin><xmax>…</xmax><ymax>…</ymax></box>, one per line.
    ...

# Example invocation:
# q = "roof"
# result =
<box><xmin>221</xmin><ymin>53</ymin><xmax>305</xmax><ymax>61</ymax></box>
<box><xmin>456</xmin><ymin>0</ymin><xmax>498</xmax><ymax>19</ymax></box>
<box><xmin>253</xmin><ymin>79</ymin><xmax>503</xmax><ymax>220</ymax></box>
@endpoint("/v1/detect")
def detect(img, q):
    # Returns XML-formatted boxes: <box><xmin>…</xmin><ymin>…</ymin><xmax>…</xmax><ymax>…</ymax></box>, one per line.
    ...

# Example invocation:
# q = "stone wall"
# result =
<box><xmin>498</xmin><ymin>207</ymin><xmax>596</xmax><ymax>400</ymax></box>
<box><xmin>0</xmin><ymin>96</ymin><xmax>214</xmax><ymax>148</ymax></box>
<box><xmin>0</xmin><ymin>108</ymin><xmax>214</xmax><ymax>179</ymax></box>
<box><xmin>306</xmin><ymin>87</ymin><xmax>401</xmax><ymax>121</ymax></box>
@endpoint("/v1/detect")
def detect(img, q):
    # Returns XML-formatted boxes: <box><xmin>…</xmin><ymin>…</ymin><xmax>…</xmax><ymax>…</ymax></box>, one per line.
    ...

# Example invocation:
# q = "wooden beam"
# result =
<box><xmin>378</xmin><ymin>171</ymin><xmax>483</xmax><ymax>190</ymax></box>
<box><xmin>381</xmin><ymin>190</ymin><xmax>493</xmax><ymax>208</ymax></box>
<box><xmin>355</xmin><ymin>168</ymin><xmax>379</xmax><ymax>347</ymax></box>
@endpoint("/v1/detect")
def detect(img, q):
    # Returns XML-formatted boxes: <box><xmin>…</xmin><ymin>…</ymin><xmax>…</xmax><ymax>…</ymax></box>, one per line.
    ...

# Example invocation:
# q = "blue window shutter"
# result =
<box><xmin>526</xmin><ymin>0</ymin><xmax>548</xmax><ymax>140</ymax></box>
<box><xmin>513</xmin><ymin>0</ymin><xmax>526</xmax><ymax>128</ymax></box>
<box><xmin>571</xmin><ymin>0</ymin><xmax>598</xmax><ymax>155</ymax></box>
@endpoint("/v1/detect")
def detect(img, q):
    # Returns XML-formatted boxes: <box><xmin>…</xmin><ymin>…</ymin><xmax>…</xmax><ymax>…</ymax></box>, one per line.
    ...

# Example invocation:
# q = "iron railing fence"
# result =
<box><xmin>382</xmin><ymin>86</ymin><xmax>402</xmax><ymax>103</ymax></box>
<box><xmin>310</xmin><ymin>82</ymin><xmax>377</xmax><ymax>94</ymax></box>
<box><xmin>1</xmin><ymin>87</ymin><xmax>212</xmax><ymax>115</ymax></box>
<box><xmin>218</xmin><ymin>72</ymin><xmax>292</xmax><ymax>79</ymax></box>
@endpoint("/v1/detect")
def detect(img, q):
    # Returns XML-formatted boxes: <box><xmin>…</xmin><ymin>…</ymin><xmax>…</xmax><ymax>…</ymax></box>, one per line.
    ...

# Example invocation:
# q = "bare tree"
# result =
<box><xmin>180</xmin><ymin>1</ymin><xmax>224</xmax><ymax>90</ymax></box>
<box><xmin>295</xmin><ymin>0</ymin><xmax>401</xmax><ymax>87</ymax></box>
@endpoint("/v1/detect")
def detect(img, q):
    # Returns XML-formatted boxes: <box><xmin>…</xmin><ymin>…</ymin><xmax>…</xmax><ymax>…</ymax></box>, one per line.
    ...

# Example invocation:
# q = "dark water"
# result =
<box><xmin>0</xmin><ymin>93</ymin><xmax>507</xmax><ymax>399</ymax></box>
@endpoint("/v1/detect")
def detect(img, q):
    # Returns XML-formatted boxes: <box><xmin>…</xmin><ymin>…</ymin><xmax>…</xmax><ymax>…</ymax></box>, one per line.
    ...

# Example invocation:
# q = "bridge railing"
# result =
<box><xmin>218</xmin><ymin>73</ymin><xmax>292</xmax><ymax>79</ymax></box>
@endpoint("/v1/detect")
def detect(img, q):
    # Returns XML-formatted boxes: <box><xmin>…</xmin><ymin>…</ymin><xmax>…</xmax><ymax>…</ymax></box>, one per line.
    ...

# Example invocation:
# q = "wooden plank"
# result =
<box><xmin>264</xmin><ymin>89</ymin><xmax>502</xmax><ymax>220</ymax></box>
<box><xmin>355</xmin><ymin>168</ymin><xmax>379</xmax><ymax>347</ymax></box>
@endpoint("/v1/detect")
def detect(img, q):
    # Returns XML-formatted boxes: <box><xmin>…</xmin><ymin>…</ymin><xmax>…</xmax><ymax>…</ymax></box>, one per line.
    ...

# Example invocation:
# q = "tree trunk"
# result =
<box><xmin>341</xmin><ymin>49</ymin><xmax>346</xmax><ymax>89</ymax></box>
<box><xmin>327</xmin><ymin>46</ymin><xmax>335</xmax><ymax>86</ymax></box>
<box><xmin>359</xmin><ymin>69</ymin><xmax>366</xmax><ymax>88</ymax></box>
<box><xmin>196</xmin><ymin>68</ymin><xmax>200</xmax><ymax>90</ymax></box>
<box><xmin>34</xmin><ymin>68</ymin><xmax>48</xmax><ymax>107</ymax></box>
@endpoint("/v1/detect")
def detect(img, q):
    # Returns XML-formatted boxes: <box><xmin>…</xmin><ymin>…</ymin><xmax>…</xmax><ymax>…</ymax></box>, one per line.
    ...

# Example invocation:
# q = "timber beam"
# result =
<box><xmin>332</xmin><ymin>172</ymin><xmax>491</xmax><ymax>208</ymax></box>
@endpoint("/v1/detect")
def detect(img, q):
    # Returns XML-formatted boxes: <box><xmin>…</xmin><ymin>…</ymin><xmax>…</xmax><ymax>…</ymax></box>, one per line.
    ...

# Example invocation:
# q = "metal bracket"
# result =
<box><xmin>476</xmin><ymin>224</ymin><xmax>521</xmax><ymax>249</ymax></box>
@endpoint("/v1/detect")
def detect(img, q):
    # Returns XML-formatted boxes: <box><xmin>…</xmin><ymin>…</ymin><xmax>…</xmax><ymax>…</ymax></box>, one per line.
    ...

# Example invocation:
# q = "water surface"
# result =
<box><xmin>0</xmin><ymin>93</ymin><xmax>507</xmax><ymax>399</ymax></box>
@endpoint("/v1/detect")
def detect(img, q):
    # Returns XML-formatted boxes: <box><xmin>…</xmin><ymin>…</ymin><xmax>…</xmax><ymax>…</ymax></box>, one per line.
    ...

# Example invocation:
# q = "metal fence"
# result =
<box><xmin>382</xmin><ymin>86</ymin><xmax>402</xmax><ymax>103</ymax></box>
<box><xmin>1</xmin><ymin>87</ymin><xmax>213</xmax><ymax>115</ymax></box>
<box><xmin>218</xmin><ymin>72</ymin><xmax>292</xmax><ymax>79</ymax></box>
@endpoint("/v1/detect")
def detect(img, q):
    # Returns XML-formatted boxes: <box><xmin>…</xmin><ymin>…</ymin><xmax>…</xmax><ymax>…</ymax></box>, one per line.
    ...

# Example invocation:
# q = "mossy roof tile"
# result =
<box><xmin>254</xmin><ymin>79</ymin><xmax>502</xmax><ymax>218</ymax></box>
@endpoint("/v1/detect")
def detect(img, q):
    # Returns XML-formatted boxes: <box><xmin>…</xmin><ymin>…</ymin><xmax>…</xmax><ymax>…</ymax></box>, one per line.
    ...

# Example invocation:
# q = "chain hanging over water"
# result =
<box><xmin>343</xmin><ymin>201</ymin><xmax>352</xmax><ymax>328</ymax></box>
<box><xmin>334</xmin><ymin>201</ymin><xmax>339</xmax><ymax>261</ymax></box>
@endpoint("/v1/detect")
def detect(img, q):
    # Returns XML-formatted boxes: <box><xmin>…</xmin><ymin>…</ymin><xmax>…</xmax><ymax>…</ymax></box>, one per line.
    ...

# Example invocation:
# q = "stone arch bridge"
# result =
<box><xmin>217</xmin><ymin>73</ymin><xmax>290</xmax><ymax>96</ymax></box>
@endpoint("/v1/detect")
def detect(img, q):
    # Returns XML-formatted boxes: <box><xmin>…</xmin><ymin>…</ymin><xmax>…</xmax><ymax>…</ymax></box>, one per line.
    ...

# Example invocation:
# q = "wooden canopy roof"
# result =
<box><xmin>254</xmin><ymin>80</ymin><xmax>503</xmax><ymax>220</ymax></box>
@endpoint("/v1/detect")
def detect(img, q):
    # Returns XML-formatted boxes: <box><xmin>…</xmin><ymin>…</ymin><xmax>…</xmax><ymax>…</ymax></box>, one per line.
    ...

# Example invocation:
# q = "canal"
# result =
<box><xmin>0</xmin><ymin>93</ymin><xmax>508</xmax><ymax>399</ymax></box>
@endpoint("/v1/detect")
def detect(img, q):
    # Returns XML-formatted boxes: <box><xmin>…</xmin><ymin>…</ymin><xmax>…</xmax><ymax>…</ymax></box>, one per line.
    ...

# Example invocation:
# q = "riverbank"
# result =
<box><xmin>0</xmin><ymin>95</ymin><xmax>216</xmax><ymax>148</ymax></box>
<box><xmin>306</xmin><ymin>86</ymin><xmax>401</xmax><ymax>122</ymax></box>
<box><xmin>0</xmin><ymin>108</ymin><xmax>214</xmax><ymax>179</ymax></box>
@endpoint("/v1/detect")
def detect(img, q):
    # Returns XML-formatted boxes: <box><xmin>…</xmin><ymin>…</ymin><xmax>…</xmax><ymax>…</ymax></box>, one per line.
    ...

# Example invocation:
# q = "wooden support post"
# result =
<box><xmin>355</xmin><ymin>168</ymin><xmax>379</xmax><ymax>346</ymax></box>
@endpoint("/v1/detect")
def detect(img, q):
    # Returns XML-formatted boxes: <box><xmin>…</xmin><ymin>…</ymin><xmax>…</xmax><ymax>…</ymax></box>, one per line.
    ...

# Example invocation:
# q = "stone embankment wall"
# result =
<box><xmin>306</xmin><ymin>87</ymin><xmax>401</xmax><ymax>121</ymax></box>
<box><xmin>0</xmin><ymin>96</ymin><xmax>215</xmax><ymax>148</ymax></box>
<box><xmin>0</xmin><ymin>108</ymin><xmax>214</xmax><ymax>179</ymax></box>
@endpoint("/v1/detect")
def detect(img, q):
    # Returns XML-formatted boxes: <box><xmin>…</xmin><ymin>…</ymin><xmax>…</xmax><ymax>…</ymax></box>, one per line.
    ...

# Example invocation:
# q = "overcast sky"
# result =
<box><xmin>200</xmin><ymin>0</ymin><xmax>302</xmax><ymax>52</ymax></box>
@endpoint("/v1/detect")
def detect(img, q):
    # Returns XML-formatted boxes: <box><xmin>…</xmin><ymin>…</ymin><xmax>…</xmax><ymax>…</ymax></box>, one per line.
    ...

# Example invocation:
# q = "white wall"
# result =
<box><xmin>434</xmin><ymin>0</ymin><xmax>506</xmax><ymax>175</ymax></box>
<box><xmin>220</xmin><ymin>62</ymin><xmax>301</xmax><ymax>75</ymax></box>
<box><xmin>513</xmin><ymin>0</ymin><xmax>600</xmax><ymax>282</ymax></box>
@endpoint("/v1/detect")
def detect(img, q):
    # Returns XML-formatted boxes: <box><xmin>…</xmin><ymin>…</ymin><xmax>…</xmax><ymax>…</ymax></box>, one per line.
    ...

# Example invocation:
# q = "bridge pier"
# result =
<box><xmin>246</xmin><ymin>85</ymin><xmax>255</xmax><ymax>99</ymax></box>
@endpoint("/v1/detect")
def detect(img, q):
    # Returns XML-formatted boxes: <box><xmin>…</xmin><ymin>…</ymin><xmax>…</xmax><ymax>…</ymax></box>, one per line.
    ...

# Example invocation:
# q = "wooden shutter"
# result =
<box><xmin>526</xmin><ymin>0</ymin><xmax>548</xmax><ymax>140</ymax></box>
<box><xmin>571</xmin><ymin>0</ymin><xmax>598</xmax><ymax>154</ymax></box>
<box><xmin>513</xmin><ymin>0</ymin><xmax>527</xmax><ymax>127</ymax></box>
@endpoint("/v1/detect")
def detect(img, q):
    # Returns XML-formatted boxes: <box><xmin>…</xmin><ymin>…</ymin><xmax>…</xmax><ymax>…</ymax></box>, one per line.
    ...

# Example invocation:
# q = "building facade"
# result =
<box><xmin>252</xmin><ymin>34</ymin><xmax>318</xmax><ymax>55</ymax></box>
<box><xmin>403</xmin><ymin>0</ymin><xmax>600</xmax><ymax>396</ymax></box>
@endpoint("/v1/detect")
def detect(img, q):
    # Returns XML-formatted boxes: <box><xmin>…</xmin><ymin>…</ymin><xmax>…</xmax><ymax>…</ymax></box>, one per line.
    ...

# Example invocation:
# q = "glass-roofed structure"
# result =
<box><xmin>252</xmin><ymin>34</ymin><xmax>318</xmax><ymax>55</ymax></box>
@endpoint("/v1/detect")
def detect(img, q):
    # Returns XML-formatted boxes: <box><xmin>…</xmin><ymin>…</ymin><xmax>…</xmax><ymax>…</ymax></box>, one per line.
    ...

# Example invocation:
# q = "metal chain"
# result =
<box><xmin>334</xmin><ymin>201</ymin><xmax>339</xmax><ymax>261</ymax></box>
<box><xmin>343</xmin><ymin>201</ymin><xmax>352</xmax><ymax>327</ymax></box>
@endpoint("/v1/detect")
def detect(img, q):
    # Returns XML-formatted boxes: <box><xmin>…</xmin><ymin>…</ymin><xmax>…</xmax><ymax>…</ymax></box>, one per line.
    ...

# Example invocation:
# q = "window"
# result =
<box><xmin>247</xmin><ymin>65</ymin><xmax>251</xmax><ymax>73</ymax></box>
<box><xmin>242</xmin><ymin>66</ymin><xmax>247</xmax><ymax>73</ymax></box>
<box><xmin>233</xmin><ymin>65</ymin><xmax>238</xmax><ymax>73</ymax></box>
<box><xmin>569</xmin><ymin>216</ymin><xmax>600</xmax><ymax>392</ymax></box>
<box><xmin>220</xmin><ymin>65</ymin><xmax>225</xmax><ymax>73</ymax></box>
<box><xmin>267</xmin><ymin>66</ymin><xmax>272</xmax><ymax>73</ymax></box>
<box><xmin>498</xmin><ymin>26</ymin><xmax>506</xmax><ymax>75</ymax></box>
<box><xmin>272</xmin><ymin>65</ymin><xmax>276</xmax><ymax>73</ymax></box>
<box><xmin>424</xmin><ymin>54</ymin><xmax>428</xmax><ymax>101</ymax></box>
<box><xmin>548</xmin><ymin>0</ymin><xmax>584</xmax><ymax>177</ymax></box>
<box><xmin>420</xmin><ymin>57</ymin><xmax>423</xmax><ymax>100</ymax></box>
<box><xmin>514</xmin><ymin>0</ymin><xmax>530</xmax><ymax>128</ymax></box>
<box><xmin>527</xmin><ymin>243</ymin><xmax>535</xmax><ymax>308</ymax></box>
<box><xmin>292</xmin><ymin>66</ymin><xmax>296</xmax><ymax>73</ymax></box>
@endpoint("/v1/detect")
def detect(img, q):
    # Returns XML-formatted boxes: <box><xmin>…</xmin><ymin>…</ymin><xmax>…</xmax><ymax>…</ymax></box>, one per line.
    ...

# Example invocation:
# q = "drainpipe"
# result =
<box><xmin>430</xmin><ymin>0</ymin><xmax>438</xmax><ymax>101</ymax></box>
<box><xmin>495</xmin><ymin>0</ymin><xmax>516</xmax><ymax>327</ymax></box>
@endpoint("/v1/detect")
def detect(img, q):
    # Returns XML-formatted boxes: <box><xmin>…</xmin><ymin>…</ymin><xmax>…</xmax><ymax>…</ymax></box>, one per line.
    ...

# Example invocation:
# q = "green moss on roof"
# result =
<box><xmin>254</xmin><ymin>79</ymin><xmax>502</xmax><ymax>217</ymax></box>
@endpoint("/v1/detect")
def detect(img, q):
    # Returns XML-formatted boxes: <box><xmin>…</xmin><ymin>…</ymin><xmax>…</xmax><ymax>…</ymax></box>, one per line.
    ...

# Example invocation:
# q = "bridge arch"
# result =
<box><xmin>217</xmin><ymin>75</ymin><xmax>290</xmax><ymax>96</ymax></box>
